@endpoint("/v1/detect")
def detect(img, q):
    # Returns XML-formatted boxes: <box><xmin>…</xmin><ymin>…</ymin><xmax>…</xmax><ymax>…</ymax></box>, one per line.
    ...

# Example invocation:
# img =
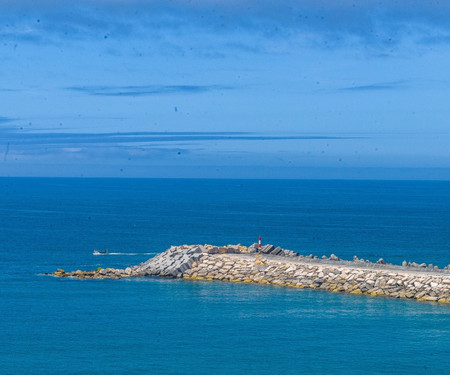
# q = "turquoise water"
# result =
<box><xmin>1</xmin><ymin>178</ymin><xmax>449</xmax><ymax>374</ymax></box>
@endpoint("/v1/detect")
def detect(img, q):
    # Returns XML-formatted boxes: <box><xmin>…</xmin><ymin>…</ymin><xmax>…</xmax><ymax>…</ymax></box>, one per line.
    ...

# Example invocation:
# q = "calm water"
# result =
<box><xmin>1</xmin><ymin>178</ymin><xmax>449</xmax><ymax>374</ymax></box>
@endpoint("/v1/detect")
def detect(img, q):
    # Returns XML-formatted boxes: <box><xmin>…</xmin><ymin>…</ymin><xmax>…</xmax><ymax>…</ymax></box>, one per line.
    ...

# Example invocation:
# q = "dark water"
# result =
<box><xmin>1</xmin><ymin>178</ymin><xmax>449</xmax><ymax>374</ymax></box>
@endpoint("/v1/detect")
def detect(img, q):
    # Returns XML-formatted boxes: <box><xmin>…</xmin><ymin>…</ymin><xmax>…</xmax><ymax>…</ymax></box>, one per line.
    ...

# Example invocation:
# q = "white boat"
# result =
<box><xmin>93</xmin><ymin>249</ymin><xmax>109</xmax><ymax>255</ymax></box>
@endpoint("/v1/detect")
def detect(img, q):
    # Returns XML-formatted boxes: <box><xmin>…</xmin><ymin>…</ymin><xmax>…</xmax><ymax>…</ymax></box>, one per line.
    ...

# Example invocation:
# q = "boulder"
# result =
<box><xmin>285</xmin><ymin>250</ymin><xmax>298</xmax><ymax>257</ymax></box>
<box><xmin>270</xmin><ymin>247</ymin><xmax>283</xmax><ymax>256</ymax></box>
<box><xmin>261</xmin><ymin>244</ymin><xmax>275</xmax><ymax>254</ymax></box>
<box><xmin>247</xmin><ymin>243</ymin><xmax>258</xmax><ymax>253</ymax></box>
<box><xmin>218</xmin><ymin>247</ymin><xmax>229</xmax><ymax>254</ymax></box>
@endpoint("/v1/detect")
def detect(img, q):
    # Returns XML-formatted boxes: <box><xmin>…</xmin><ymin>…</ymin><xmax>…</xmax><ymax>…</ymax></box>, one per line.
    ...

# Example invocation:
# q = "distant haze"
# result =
<box><xmin>0</xmin><ymin>1</ymin><xmax>449</xmax><ymax>179</ymax></box>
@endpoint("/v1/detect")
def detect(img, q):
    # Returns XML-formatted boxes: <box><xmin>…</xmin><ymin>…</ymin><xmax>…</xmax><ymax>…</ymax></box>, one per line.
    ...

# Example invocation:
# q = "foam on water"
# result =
<box><xmin>93</xmin><ymin>252</ymin><xmax>156</xmax><ymax>256</ymax></box>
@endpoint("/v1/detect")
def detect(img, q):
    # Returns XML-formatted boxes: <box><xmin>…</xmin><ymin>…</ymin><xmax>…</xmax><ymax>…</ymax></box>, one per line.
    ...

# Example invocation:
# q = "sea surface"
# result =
<box><xmin>0</xmin><ymin>178</ymin><xmax>449</xmax><ymax>374</ymax></box>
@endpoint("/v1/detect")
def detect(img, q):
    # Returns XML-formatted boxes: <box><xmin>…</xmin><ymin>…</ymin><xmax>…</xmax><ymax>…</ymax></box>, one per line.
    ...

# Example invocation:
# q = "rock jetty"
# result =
<box><xmin>51</xmin><ymin>244</ymin><xmax>450</xmax><ymax>304</ymax></box>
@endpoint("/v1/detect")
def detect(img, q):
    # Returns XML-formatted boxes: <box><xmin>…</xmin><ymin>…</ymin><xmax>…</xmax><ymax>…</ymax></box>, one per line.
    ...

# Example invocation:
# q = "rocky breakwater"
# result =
<box><xmin>51</xmin><ymin>244</ymin><xmax>450</xmax><ymax>304</ymax></box>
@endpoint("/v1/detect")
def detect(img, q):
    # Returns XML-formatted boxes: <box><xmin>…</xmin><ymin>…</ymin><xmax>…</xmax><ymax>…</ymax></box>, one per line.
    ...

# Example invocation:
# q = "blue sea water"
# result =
<box><xmin>0</xmin><ymin>178</ymin><xmax>449</xmax><ymax>374</ymax></box>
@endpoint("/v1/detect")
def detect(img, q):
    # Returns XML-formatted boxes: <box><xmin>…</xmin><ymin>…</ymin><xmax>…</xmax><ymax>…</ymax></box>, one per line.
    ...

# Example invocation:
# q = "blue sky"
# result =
<box><xmin>0</xmin><ymin>0</ymin><xmax>449</xmax><ymax>178</ymax></box>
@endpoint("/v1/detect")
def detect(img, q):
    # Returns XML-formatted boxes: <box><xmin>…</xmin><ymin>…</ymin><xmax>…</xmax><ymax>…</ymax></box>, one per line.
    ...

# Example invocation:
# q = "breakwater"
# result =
<box><xmin>52</xmin><ymin>244</ymin><xmax>450</xmax><ymax>303</ymax></box>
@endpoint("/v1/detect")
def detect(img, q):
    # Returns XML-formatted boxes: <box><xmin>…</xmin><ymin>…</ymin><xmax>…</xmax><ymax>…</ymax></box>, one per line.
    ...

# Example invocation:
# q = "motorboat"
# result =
<box><xmin>93</xmin><ymin>249</ymin><xmax>109</xmax><ymax>255</ymax></box>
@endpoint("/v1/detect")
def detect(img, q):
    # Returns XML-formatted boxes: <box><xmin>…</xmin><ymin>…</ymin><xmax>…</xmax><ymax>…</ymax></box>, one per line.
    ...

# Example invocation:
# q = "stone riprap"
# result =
<box><xmin>51</xmin><ymin>244</ymin><xmax>450</xmax><ymax>304</ymax></box>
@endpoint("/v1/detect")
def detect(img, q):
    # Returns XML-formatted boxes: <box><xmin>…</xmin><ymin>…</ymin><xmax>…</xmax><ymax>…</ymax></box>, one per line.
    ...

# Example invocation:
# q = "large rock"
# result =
<box><xmin>134</xmin><ymin>245</ymin><xmax>204</xmax><ymax>277</ymax></box>
<box><xmin>247</xmin><ymin>243</ymin><xmax>258</xmax><ymax>253</ymax></box>
<box><xmin>260</xmin><ymin>244</ymin><xmax>274</xmax><ymax>254</ymax></box>
<box><xmin>270</xmin><ymin>247</ymin><xmax>283</xmax><ymax>256</ymax></box>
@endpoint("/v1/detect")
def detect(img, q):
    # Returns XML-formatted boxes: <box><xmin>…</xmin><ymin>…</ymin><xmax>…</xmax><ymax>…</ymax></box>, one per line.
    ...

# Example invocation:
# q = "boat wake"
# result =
<box><xmin>94</xmin><ymin>252</ymin><xmax>156</xmax><ymax>256</ymax></box>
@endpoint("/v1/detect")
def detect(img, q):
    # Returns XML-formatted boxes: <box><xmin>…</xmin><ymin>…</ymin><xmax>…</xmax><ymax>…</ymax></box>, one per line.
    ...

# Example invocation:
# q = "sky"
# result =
<box><xmin>0</xmin><ymin>0</ymin><xmax>449</xmax><ymax>179</ymax></box>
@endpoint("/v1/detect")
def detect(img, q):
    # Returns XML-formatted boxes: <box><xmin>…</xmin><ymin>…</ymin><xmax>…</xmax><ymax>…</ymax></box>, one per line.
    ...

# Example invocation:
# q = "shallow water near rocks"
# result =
<box><xmin>1</xmin><ymin>178</ymin><xmax>449</xmax><ymax>374</ymax></box>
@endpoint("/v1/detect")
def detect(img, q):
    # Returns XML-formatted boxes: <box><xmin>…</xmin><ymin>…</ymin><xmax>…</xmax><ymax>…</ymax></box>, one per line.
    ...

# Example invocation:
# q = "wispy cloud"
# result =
<box><xmin>3</xmin><ymin>142</ymin><xmax>10</xmax><ymax>162</ymax></box>
<box><xmin>2</xmin><ymin>1</ymin><xmax>450</xmax><ymax>51</ymax></box>
<box><xmin>1</xmin><ymin>130</ymin><xmax>364</xmax><ymax>146</ymax></box>
<box><xmin>0</xmin><ymin>129</ymin><xmax>366</xmax><ymax>165</ymax></box>
<box><xmin>66</xmin><ymin>84</ymin><xmax>233</xmax><ymax>96</ymax></box>
<box><xmin>339</xmin><ymin>81</ymin><xmax>406</xmax><ymax>92</ymax></box>
<box><xmin>0</xmin><ymin>117</ymin><xmax>14</xmax><ymax>123</ymax></box>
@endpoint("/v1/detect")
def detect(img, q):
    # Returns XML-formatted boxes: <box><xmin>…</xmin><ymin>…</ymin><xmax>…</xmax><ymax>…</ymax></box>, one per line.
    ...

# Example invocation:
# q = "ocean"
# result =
<box><xmin>0</xmin><ymin>178</ymin><xmax>449</xmax><ymax>374</ymax></box>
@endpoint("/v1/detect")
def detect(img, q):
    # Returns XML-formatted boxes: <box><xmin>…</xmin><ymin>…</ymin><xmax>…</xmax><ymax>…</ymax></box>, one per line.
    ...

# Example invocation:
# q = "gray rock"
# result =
<box><xmin>283</xmin><ymin>250</ymin><xmax>292</xmax><ymax>257</ymax></box>
<box><xmin>261</xmin><ymin>244</ymin><xmax>275</xmax><ymax>254</ymax></box>
<box><xmin>208</xmin><ymin>247</ymin><xmax>219</xmax><ymax>254</ymax></box>
<box><xmin>270</xmin><ymin>247</ymin><xmax>283</xmax><ymax>256</ymax></box>
<box><xmin>376</xmin><ymin>258</ymin><xmax>386</xmax><ymax>265</ymax></box>
<box><xmin>188</xmin><ymin>247</ymin><xmax>202</xmax><ymax>255</ymax></box>
<box><xmin>179</xmin><ymin>263</ymin><xmax>190</xmax><ymax>272</ymax></box>
<box><xmin>329</xmin><ymin>254</ymin><xmax>340</xmax><ymax>261</ymax></box>
<box><xmin>247</xmin><ymin>243</ymin><xmax>258</xmax><ymax>253</ymax></box>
